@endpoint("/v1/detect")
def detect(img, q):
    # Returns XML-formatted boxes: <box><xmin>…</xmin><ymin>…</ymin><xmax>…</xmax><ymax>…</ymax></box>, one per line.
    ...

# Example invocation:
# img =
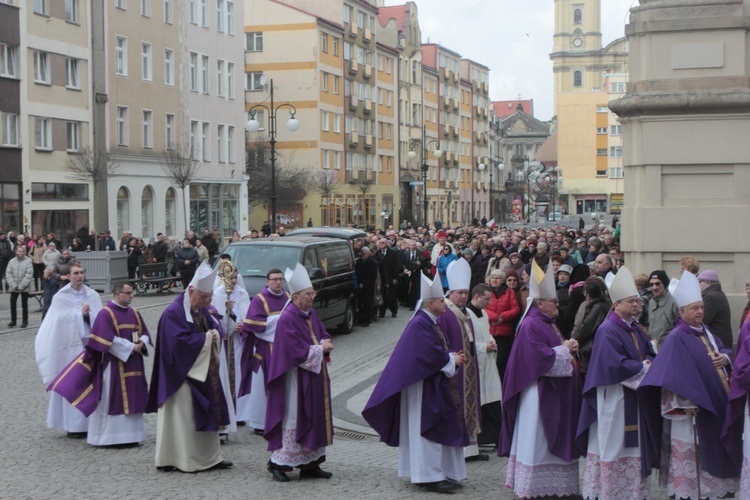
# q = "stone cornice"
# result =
<box><xmin>610</xmin><ymin>88</ymin><xmax>750</xmax><ymax>117</ymax></box>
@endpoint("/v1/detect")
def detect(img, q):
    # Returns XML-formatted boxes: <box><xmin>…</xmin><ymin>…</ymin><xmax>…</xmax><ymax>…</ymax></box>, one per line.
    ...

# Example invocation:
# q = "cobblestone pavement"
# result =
<box><xmin>1</xmin><ymin>290</ymin><xmax>672</xmax><ymax>499</ymax></box>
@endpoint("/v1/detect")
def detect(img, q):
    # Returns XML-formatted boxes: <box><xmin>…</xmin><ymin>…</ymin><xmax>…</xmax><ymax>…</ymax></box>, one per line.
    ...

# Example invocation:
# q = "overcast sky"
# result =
<box><xmin>383</xmin><ymin>0</ymin><xmax>637</xmax><ymax>121</ymax></box>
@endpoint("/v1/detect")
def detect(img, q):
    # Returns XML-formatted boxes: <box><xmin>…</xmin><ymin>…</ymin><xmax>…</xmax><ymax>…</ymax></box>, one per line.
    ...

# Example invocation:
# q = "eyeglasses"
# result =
<box><xmin>649</xmin><ymin>282</ymin><xmax>663</xmax><ymax>288</ymax></box>
<box><xmin>506</xmin><ymin>278</ymin><xmax>517</xmax><ymax>282</ymax></box>
<box><xmin>118</xmin><ymin>291</ymin><xmax>134</xmax><ymax>295</ymax></box>
<box><xmin>268</xmin><ymin>278</ymin><xmax>284</xmax><ymax>282</ymax></box>
<box><xmin>299</xmin><ymin>291</ymin><xmax>317</xmax><ymax>298</ymax></box>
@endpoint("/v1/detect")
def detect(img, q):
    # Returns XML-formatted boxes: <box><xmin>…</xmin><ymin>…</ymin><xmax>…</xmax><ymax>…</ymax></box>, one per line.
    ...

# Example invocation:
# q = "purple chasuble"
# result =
<box><xmin>145</xmin><ymin>293</ymin><xmax>229</xmax><ymax>432</ymax></box>
<box><xmin>47</xmin><ymin>302</ymin><xmax>151</xmax><ymax>417</ymax></box>
<box><xmin>239</xmin><ymin>287</ymin><xmax>288</xmax><ymax>397</ymax></box>
<box><xmin>721</xmin><ymin>319</ymin><xmax>750</xmax><ymax>471</ymax></box>
<box><xmin>576</xmin><ymin>311</ymin><xmax>659</xmax><ymax>476</ymax></box>
<box><xmin>639</xmin><ymin>319</ymin><xmax>739</xmax><ymax>479</ymax></box>
<box><xmin>264</xmin><ymin>302</ymin><xmax>333</xmax><ymax>452</ymax></box>
<box><xmin>362</xmin><ymin>309</ymin><xmax>469</xmax><ymax>448</ymax></box>
<box><xmin>499</xmin><ymin>306</ymin><xmax>582</xmax><ymax>462</ymax></box>
<box><xmin>436</xmin><ymin>306</ymin><xmax>481</xmax><ymax>436</ymax></box>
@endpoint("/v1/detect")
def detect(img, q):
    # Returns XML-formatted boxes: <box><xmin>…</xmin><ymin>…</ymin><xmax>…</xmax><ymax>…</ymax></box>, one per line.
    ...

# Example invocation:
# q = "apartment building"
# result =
<box><xmin>107</xmin><ymin>0</ymin><xmax>246</xmax><ymax>239</ymax></box>
<box><xmin>459</xmin><ymin>58</ymin><xmax>490</xmax><ymax>225</ymax></box>
<box><xmin>0</xmin><ymin>0</ymin><xmax>22</xmax><ymax>232</ymax></box>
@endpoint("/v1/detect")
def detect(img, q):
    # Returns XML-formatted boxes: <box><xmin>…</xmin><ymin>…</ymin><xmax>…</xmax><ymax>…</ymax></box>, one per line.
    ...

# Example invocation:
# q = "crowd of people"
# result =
<box><xmin>26</xmin><ymin>215</ymin><xmax>750</xmax><ymax>498</ymax></box>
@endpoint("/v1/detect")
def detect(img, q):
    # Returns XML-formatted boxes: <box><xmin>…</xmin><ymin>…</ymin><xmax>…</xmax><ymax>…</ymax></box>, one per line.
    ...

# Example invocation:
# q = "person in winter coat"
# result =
<box><xmin>176</xmin><ymin>238</ymin><xmax>199</xmax><ymax>288</ymax></box>
<box><xmin>29</xmin><ymin>237</ymin><xmax>47</xmax><ymax>291</ymax></box>
<box><xmin>485</xmin><ymin>246</ymin><xmax>510</xmax><ymax>284</ymax></box>
<box><xmin>6</xmin><ymin>245</ymin><xmax>34</xmax><ymax>327</ymax></box>
<box><xmin>570</xmin><ymin>276</ymin><xmax>611</xmax><ymax>373</ymax></box>
<box><xmin>485</xmin><ymin>269</ymin><xmax>521</xmax><ymax>383</ymax></box>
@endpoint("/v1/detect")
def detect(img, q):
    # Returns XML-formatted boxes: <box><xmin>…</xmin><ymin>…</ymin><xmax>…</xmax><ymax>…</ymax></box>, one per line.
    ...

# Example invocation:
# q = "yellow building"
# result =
<box><xmin>551</xmin><ymin>0</ymin><xmax>628</xmax><ymax>214</ymax></box>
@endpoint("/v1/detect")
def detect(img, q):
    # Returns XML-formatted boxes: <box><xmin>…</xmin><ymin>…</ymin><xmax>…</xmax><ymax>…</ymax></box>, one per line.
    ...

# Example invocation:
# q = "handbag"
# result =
<box><xmin>374</xmin><ymin>290</ymin><xmax>384</xmax><ymax>307</ymax></box>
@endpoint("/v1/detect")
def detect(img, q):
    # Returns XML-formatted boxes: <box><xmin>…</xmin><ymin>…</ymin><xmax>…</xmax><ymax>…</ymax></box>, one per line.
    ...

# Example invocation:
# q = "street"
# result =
<box><xmin>0</xmin><ymin>291</ymin><xmax>671</xmax><ymax>499</ymax></box>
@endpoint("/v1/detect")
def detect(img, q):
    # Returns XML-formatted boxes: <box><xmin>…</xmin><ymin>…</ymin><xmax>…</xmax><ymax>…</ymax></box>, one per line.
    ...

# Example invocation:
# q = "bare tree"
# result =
<box><xmin>159</xmin><ymin>142</ymin><xmax>200</xmax><ymax>232</ymax></box>
<box><xmin>311</xmin><ymin>170</ymin><xmax>340</xmax><ymax>225</ymax></box>
<box><xmin>245</xmin><ymin>134</ymin><xmax>310</xmax><ymax>211</ymax></box>
<box><xmin>351</xmin><ymin>177</ymin><xmax>374</xmax><ymax>226</ymax></box>
<box><xmin>65</xmin><ymin>146</ymin><xmax>120</xmax><ymax>232</ymax></box>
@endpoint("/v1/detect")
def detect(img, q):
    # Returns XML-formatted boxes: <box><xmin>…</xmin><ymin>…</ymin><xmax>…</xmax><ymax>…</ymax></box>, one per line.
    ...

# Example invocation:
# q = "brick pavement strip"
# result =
<box><xmin>0</xmin><ymin>294</ymin><xmax>671</xmax><ymax>499</ymax></box>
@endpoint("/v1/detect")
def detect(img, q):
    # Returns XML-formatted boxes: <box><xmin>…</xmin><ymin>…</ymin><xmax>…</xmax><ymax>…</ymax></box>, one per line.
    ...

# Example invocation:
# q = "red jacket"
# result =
<box><xmin>485</xmin><ymin>287</ymin><xmax>521</xmax><ymax>337</ymax></box>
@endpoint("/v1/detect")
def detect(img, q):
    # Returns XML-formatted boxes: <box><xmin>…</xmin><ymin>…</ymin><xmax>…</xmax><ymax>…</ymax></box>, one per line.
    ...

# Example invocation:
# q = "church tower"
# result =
<box><xmin>550</xmin><ymin>0</ymin><xmax>605</xmax><ymax>115</ymax></box>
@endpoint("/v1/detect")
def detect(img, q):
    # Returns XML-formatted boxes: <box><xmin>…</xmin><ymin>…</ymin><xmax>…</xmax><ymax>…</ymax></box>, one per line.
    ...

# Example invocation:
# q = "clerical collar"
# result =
<box><xmin>688</xmin><ymin>324</ymin><xmax>703</xmax><ymax>332</ymax></box>
<box><xmin>111</xmin><ymin>301</ymin><xmax>129</xmax><ymax>310</ymax></box>
<box><xmin>467</xmin><ymin>303</ymin><xmax>483</xmax><ymax>318</ymax></box>
<box><xmin>267</xmin><ymin>287</ymin><xmax>284</xmax><ymax>298</ymax></box>
<box><xmin>422</xmin><ymin>309</ymin><xmax>438</xmax><ymax>323</ymax></box>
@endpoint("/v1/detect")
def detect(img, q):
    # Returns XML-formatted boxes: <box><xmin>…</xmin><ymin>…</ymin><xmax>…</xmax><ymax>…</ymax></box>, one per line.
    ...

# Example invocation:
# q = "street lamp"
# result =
<box><xmin>380</xmin><ymin>210</ymin><xmax>389</xmax><ymax>230</ymax></box>
<box><xmin>478</xmin><ymin>156</ymin><xmax>504</xmax><ymax>222</ymax></box>
<box><xmin>408</xmin><ymin>139</ymin><xmax>442</xmax><ymax>227</ymax></box>
<box><xmin>543</xmin><ymin>168</ymin><xmax>559</xmax><ymax>221</ymax></box>
<box><xmin>245</xmin><ymin>78</ymin><xmax>299</xmax><ymax>235</ymax></box>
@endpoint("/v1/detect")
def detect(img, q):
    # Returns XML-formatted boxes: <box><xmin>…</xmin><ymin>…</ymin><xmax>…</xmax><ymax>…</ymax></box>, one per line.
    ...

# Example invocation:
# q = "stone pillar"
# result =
<box><xmin>610</xmin><ymin>0</ymin><xmax>750</xmax><ymax>328</ymax></box>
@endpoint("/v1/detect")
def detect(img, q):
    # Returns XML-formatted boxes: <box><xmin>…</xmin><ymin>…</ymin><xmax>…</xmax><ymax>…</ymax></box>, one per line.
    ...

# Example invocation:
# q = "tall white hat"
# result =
<box><xmin>189</xmin><ymin>262</ymin><xmax>218</xmax><ymax>293</ymax></box>
<box><xmin>528</xmin><ymin>259</ymin><xmax>556</xmax><ymax>300</ymax></box>
<box><xmin>446</xmin><ymin>258</ymin><xmax>471</xmax><ymax>291</ymax></box>
<box><xmin>607</xmin><ymin>266</ymin><xmax>638</xmax><ymax>303</ymax></box>
<box><xmin>671</xmin><ymin>270</ymin><xmax>703</xmax><ymax>308</ymax></box>
<box><xmin>284</xmin><ymin>262</ymin><xmax>313</xmax><ymax>295</ymax></box>
<box><xmin>421</xmin><ymin>273</ymin><xmax>444</xmax><ymax>301</ymax></box>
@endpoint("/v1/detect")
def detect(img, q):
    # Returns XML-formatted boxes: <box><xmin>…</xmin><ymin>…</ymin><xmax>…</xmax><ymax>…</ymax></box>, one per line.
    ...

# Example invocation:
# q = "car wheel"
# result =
<box><xmin>337</xmin><ymin>298</ymin><xmax>355</xmax><ymax>335</ymax></box>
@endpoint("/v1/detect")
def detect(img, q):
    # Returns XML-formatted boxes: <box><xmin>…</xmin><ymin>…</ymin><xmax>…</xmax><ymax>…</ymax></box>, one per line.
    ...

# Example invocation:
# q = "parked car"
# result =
<box><xmin>286</xmin><ymin>227</ymin><xmax>367</xmax><ymax>241</ymax></box>
<box><xmin>220</xmin><ymin>237</ymin><xmax>356</xmax><ymax>334</ymax></box>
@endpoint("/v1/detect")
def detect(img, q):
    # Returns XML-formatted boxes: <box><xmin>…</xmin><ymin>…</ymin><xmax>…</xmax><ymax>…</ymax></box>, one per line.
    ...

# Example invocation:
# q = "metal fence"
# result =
<box><xmin>72</xmin><ymin>250</ymin><xmax>129</xmax><ymax>293</ymax></box>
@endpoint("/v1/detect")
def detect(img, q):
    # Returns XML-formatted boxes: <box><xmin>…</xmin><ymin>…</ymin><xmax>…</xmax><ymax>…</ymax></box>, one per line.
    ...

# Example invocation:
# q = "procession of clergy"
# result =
<box><xmin>32</xmin><ymin>253</ymin><xmax>750</xmax><ymax>499</ymax></box>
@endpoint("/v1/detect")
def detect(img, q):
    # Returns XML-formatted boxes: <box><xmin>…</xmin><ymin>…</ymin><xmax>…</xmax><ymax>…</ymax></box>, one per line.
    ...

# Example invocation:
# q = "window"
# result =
<box><xmin>573</xmin><ymin>70</ymin><xmax>582</xmax><ymax>87</ymax></box>
<box><xmin>66</xmin><ymin>122</ymin><xmax>80</xmax><ymax>152</ymax></box>
<box><xmin>596</xmin><ymin>170</ymin><xmax>607</xmax><ymax>177</ymax></box>
<box><xmin>596</xmin><ymin>148</ymin><xmax>607</xmax><ymax>156</ymax></box>
<box><xmin>140</xmin><ymin>0</ymin><xmax>149</xmax><ymax>17</ymax></box>
<box><xmin>165</xmin><ymin>113</ymin><xmax>174</xmax><ymax>150</ymax></box>
<box><xmin>115</xmin><ymin>0</ymin><xmax>126</xmax><ymax>9</ymax></box>
<box><xmin>141</xmin><ymin>42</ymin><xmax>152</xmax><ymax>81</ymax></box>
<box><xmin>597</xmin><ymin>106</ymin><xmax>609</xmax><ymax>113</ymax></box>
<box><xmin>201</xmin><ymin>122</ymin><xmax>210</xmax><ymax>161</ymax></box>
<box><xmin>227</xmin><ymin>126</ymin><xmax>235</xmax><ymax>163</ymax></box>
<box><xmin>386</xmin><ymin>57</ymin><xmax>392</xmax><ymax>74</ymax></box>
<box><xmin>226</xmin><ymin>62</ymin><xmax>234</xmax><ymax>98</ymax></box>
<box><xmin>65</xmin><ymin>0</ymin><xmax>79</xmax><ymax>22</ymax></box>
<box><xmin>248</xmin><ymin>110</ymin><xmax>265</xmax><ymax>130</ymax></box>
<box><xmin>189</xmin><ymin>52</ymin><xmax>198</xmax><ymax>91</ymax></box>
<box><xmin>610</xmin><ymin>167</ymin><xmax>624</xmax><ymax>179</ymax></box>
<box><xmin>33</xmin><ymin>51</ymin><xmax>50</xmax><ymax>84</ymax></box>
<box><xmin>321</xmin><ymin>71</ymin><xmax>328</xmax><ymax>92</ymax></box>
<box><xmin>32</xmin><ymin>183</ymin><xmax>88</xmax><ymax>200</ymax></box>
<box><xmin>246</xmin><ymin>32</ymin><xmax>263</xmax><ymax>52</ymax></box>
<box><xmin>35</xmin><ymin>117</ymin><xmax>52</xmax><ymax>150</ymax></box>
<box><xmin>514</xmin><ymin>144</ymin><xmax>525</xmax><ymax>157</ymax></box>
<box><xmin>0</xmin><ymin>44</ymin><xmax>16</xmax><ymax>78</ymax></box>
<box><xmin>217</xmin><ymin>124</ymin><xmax>226</xmax><ymax>162</ymax></box>
<box><xmin>610</xmin><ymin>124</ymin><xmax>622</xmax><ymax>136</ymax></box>
<box><xmin>163</xmin><ymin>0</ymin><xmax>172</xmax><ymax>23</ymax></box>
<box><xmin>115</xmin><ymin>36</ymin><xmax>127</xmax><ymax>76</ymax></box>
<box><xmin>321</xmin><ymin>111</ymin><xmax>330</xmax><ymax>132</ymax></box>
<box><xmin>164</xmin><ymin>49</ymin><xmax>174</xmax><ymax>85</ymax></box>
<box><xmin>245</xmin><ymin>71</ymin><xmax>263</xmax><ymax>91</ymax></box>
<box><xmin>610</xmin><ymin>82</ymin><xmax>626</xmax><ymax>93</ymax></box>
<box><xmin>333</xmin><ymin>76</ymin><xmax>340</xmax><ymax>94</ymax></box>
<box><xmin>116</xmin><ymin>106</ymin><xmax>128</xmax><ymax>146</ymax></box>
<box><xmin>142</xmin><ymin>110</ymin><xmax>152</xmax><ymax>148</ymax></box>
<box><xmin>189</xmin><ymin>0</ymin><xmax>196</xmax><ymax>23</ymax></box>
<box><xmin>216</xmin><ymin>0</ymin><xmax>224</xmax><ymax>32</ymax></box>
<box><xmin>610</xmin><ymin>146</ymin><xmax>622</xmax><ymax>157</ymax></box>
<box><xmin>33</xmin><ymin>0</ymin><xmax>47</xmax><ymax>15</ymax></box>
<box><xmin>334</xmin><ymin>114</ymin><xmax>340</xmax><ymax>133</ymax></box>
<box><xmin>596</xmin><ymin>127</ymin><xmax>607</xmax><ymax>134</ymax></box>
<box><xmin>334</xmin><ymin>151</ymin><xmax>341</xmax><ymax>170</ymax></box>
<box><xmin>333</xmin><ymin>38</ymin><xmax>339</xmax><ymax>56</ymax></box>
<box><xmin>321</xmin><ymin>33</ymin><xmax>328</xmax><ymax>53</ymax></box>
<box><xmin>2</xmin><ymin>113</ymin><xmax>18</xmax><ymax>146</ymax></box>
<box><xmin>226</xmin><ymin>1</ymin><xmax>234</xmax><ymax>35</ymax></box>
<box><xmin>323</xmin><ymin>150</ymin><xmax>331</xmax><ymax>169</ymax></box>
<box><xmin>199</xmin><ymin>0</ymin><xmax>208</xmax><ymax>27</ymax></box>
<box><xmin>201</xmin><ymin>55</ymin><xmax>209</xmax><ymax>93</ymax></box>
<box><xmin>190</xmin><ymin>120</ymin><xmax>199</xmax><ymax>158</ymax></box>
<box><xmin>573</xmin><ymin>8</ymin><xmax>582</xmax><ymax>24</ymax></box>
<box><xmin>217</xmin><ymin>60</ymin><xmax>225</xmax><ymax>97</ymax></box>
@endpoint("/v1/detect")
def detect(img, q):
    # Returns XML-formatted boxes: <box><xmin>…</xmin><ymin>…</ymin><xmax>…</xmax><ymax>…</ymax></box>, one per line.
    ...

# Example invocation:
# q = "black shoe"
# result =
<box><xmin>208</xmin><ymin>460</ymin><xmax>233</xmax><ymax>470</ymax></box>
<box><xmin>361</xmin><ymin>322</ymin><xmax>369</xmax><ymax>327</ymax></box>
<box><xmin>7</xmin><ymin>322</ymin><xmax>16</xmax><ymax>328</ymax></box>
<box><xmin>254</xmin><ymin>428</ymin><xmax>264</xmax><ymax>436</ymax></box>
<box><xmin>391</xmin><ymin>313</ymin><xmax>397</xmax><ymax>318</ymax></box>
<box><xmin>20</xmin><ymin>322</ymin><xmax>27</xmax><ymax>328</ymax></box>
<box><xmin>270</xmin><ymin>468</ymin><xmax>289</xmax><ymax>482</ymax></box>
<box><xmin>237</xmin><ymin>421</ymin><xmax>246</xmax><ymax>426</ymax></box>
<box><xmin>300</xmin><ymin>466</ymin><xmax>332</xmax><ymax>479</ymax></box>
<box><xmin>465</xmin><ymin>453</ymin><xmax>490</xmax><ymax>462</ymax></box>
<box><xmin>378</xmin><ymin>313</ymin><xmax>385</xmax><ymax>318</ymax></box>
<box><xmin>66</xmin><ymin>431</ymin><xmax>87</xmax><ymax>439</ymax></box>
<box><xmin>418</xmin><ymin>480</ymin><xmax>460</xmax><ymax>494</ymax></box>
<box><xmin>157</xmin><ymin>465</ymin><xmax>176</xmax><ymax>472</ymax></box>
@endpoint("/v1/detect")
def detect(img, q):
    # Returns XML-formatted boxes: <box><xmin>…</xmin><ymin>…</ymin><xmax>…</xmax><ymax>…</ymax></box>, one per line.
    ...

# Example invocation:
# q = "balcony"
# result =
<box><xmin>363</xmin><ymin>64</ymin><xmax>372</xmax><ymax>79</ymax></box>
<box><xmin>349</xmin><ymin>94</ymin><xmax>358</xmax><ymax>110</ymax></box>
<box><xmin>475</xmin><ymin>105</ymin><xmax>482</xmax><ymax>117</ymax></box>
<box><xmin>451</xmin><ymin>125</ymin><xmax>458</xmax><ymax>137</ymax></box>
<box><xmin>443</xmin><ymin>67</ymin><xmax>450</xmax><ymax>80</ymax></box>
<box><xmin>442</xmin><ymin>96</ymin><xmax>450</xmax><ymax>108</ymax></box>
<box><xmin>442</xmin><ymin>124</ymin><xmax>450</xmax><ymax>136</ymax></box>
<box><xmin>482</xmin><ymin>81</ymin><xmax>489</xmax><ymax>94</ymax></box>
<box><xmin>363</xmin><ymin>98</ymin><xmax>372</xmax><ymax>114</ymax></box>
<box><xmin>348</xmin><ymin>59</ymin><xmax>359</xmax><ymax>75</ymax></box>
<box><xmin>475</xmin><ymin>131</ymin><xmax>482</xmax><ymax>143</ymax></box>
<box><xmin>452</xmin><ymin>71</ymin><xmax>459</xmax><ymax>83</ymax></box>
<box><xmin>348</xmin><ymin>23</ymin><xmax>359</xmax><ymax>38</ymax></box>
<box><xmin>349</xmin><ymin>132</ymin><xmax>359</xmax><ymax>146</ymax></box>
<box><xmin>363</xmin><ymin>28</ymin><xmax>372</xmax><ymax>43</ymax></box>
<box><xmin>474</xmin><ymin>80</ymin><xmax>481</xmax><ymax>92</ymax></box>
<box><xmin>364</xmin><ymin>134</ymin><xmax>373</xmax><ymax>149</ymax></box>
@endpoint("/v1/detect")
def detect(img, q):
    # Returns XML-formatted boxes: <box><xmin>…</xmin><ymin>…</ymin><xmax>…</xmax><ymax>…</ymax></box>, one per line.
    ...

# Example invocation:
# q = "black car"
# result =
<box><xmin>220</xmin><ymin>237</ymin><xmax>356</xmax><ymax>334</ymax></box>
